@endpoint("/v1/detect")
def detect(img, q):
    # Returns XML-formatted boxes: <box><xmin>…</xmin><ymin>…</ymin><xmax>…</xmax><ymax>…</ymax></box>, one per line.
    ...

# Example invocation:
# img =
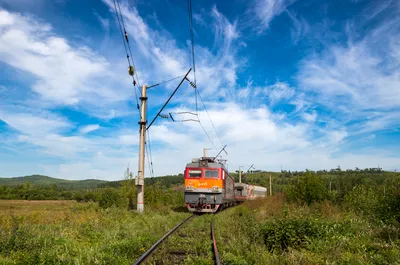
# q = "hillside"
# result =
<box><xmin>0</xmin><ymin>175</ymin><xmax>108</xmax><ymax>190</ymax></box>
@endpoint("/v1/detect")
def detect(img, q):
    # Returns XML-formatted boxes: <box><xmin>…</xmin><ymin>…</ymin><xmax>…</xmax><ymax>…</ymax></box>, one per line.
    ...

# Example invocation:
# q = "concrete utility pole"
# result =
<box><xmin>134</xmin><ymin>68</ymin><xmax>192</xmax><ymax>213</ymax></box>
<box><xmin>239</xmin><ymin>167</ymin><xmax>242</xmax><ymax>183</ymax></box>
<box><xmin>136</xmin><ymin>84</ymin><xmax>147</xmax><ymax>213</ymax></box>
<box><xmin>269</xmin><ymin>175</ymin><xmax>272</xmax><ymax>196</ymax></box>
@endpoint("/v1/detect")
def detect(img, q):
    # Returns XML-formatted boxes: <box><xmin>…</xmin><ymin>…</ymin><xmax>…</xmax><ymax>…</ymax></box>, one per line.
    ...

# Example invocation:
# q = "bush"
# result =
<box><xmin>98</xmin><ymin>188</ymin><xmax>123</xmax><ymax>209</ymax></box>
<box><xmin>345</xmin><ymin>183</ymin><xmax>400</xmax><ymax>222</ymax></box>
<box><xmin>285</xmin><ymin>171</ymin><xmax>327</xmax><ymax>204</ymax></box>
<box><xmin>73</xmin><ymin>193</ymin><xmax>83</xmax><ymax>202</ymax></box>
<box><xmin>261</xmin><ymin>217</ymin><xmax>355</xmax><ymax>252</ymax></box>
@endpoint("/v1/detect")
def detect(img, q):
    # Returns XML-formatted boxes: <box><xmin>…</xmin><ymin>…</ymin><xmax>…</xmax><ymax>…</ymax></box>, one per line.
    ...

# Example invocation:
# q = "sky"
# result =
<box><xmin>0</xmin><ymin>0</ymin><xmax>399</xmax><ymax>180</ymax></box>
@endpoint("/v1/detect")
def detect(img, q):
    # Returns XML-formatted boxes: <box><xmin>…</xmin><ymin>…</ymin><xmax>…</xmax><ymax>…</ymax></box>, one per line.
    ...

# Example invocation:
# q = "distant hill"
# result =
<box><xmin>0</xmin><ymin>175</ymin><xmax>108</xmax><ymax>190</ymax></box>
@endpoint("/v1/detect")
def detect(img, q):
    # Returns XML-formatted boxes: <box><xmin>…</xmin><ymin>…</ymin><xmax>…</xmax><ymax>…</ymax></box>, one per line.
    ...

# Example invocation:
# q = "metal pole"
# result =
<box><xmin>136</xmin><ymin>84</ymin><xmax>147</xmax><ymax>213</ymax></box>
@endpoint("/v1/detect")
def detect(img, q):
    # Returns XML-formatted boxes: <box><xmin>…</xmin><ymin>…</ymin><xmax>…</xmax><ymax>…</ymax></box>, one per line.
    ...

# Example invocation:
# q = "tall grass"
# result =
<box><xmin>0</xmin><ymin>200</ymin><xmax>190</xmax><ymax>264</ymax></box>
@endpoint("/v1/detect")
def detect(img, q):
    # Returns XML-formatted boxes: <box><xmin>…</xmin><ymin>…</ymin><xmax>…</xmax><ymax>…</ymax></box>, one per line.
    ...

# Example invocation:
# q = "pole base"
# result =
<box><xmin>137</xmin><ymin>204</ymin><xmax>144</xmax><ymax>213</ymax></box>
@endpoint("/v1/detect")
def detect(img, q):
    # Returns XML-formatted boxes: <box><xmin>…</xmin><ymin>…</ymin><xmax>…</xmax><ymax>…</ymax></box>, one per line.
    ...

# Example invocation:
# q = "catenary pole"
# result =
<box><xmin>136</xmin><ymin>84</ymin><xmax>147</xmax><ymax>213</ymax></box>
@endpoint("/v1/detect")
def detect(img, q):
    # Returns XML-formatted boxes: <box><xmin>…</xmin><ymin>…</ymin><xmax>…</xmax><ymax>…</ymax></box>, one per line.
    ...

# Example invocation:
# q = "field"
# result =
<box><xmin>0</xmin><ymin>200</ymin><xmax>189</xmax><ymax>264</ymax></box>
<box><xmin>1</xmin><ymin>195</ymin><xmax>399</xmax><ymax>265</ymax></box>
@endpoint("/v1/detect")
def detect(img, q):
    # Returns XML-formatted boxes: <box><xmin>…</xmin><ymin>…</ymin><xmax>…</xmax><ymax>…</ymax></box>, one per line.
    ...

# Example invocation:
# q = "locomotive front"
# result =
<box><xmin>184</xmin><ymin>157</ymin><xmax>234</xmax><ymax>213</ymax></box>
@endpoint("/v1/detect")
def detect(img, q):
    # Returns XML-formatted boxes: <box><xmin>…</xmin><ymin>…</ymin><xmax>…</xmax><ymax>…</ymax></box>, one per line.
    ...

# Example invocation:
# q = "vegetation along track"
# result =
<box><xmin>133</xmin><ymin>214</ymin><xmax>221</xmax><ymax>265</ymax></box>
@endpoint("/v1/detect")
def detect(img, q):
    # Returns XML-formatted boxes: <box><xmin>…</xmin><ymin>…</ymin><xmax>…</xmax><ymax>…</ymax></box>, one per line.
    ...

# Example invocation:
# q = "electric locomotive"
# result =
<box><xmin>184</xmin><ymin>156</ymin><xmax>235</xmax><ymax>213</ymax></box>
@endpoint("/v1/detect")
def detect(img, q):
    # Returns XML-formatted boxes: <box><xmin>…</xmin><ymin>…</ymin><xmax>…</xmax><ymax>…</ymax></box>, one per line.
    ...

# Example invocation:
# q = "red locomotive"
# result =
<box><xmin>184</xmin><ymin>155</ymin><xmax>267</xmax><ymax>213</ymax></box>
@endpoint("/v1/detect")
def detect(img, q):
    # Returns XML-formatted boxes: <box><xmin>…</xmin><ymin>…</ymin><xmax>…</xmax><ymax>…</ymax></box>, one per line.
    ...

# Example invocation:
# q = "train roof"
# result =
<box><xmin>234</xmin><ymin>182</ymin><xmax>267</xmax><ymax>190</ymax></box>
<box><xmin>186</xmin><ymin>157</ymin><xmax>227</xmax><ymax>171</ymax></box>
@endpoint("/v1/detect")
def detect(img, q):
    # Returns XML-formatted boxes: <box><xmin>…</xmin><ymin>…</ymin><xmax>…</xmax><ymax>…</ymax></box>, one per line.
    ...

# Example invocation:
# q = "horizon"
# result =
<box><xmin>1</xmin><ymin>0</ymin><xmax>399</xmax><ymax>181</ymax></box>
<box><xmin>2</xmin><ymin>166</ymin><xmax>397</xmax><ymax>181</ymax></box>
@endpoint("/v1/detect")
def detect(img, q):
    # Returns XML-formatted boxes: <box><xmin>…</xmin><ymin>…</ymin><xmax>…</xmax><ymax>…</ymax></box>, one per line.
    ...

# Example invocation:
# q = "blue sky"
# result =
<box><xmin>0</xmin><ymin>0</ymin><xmax>399</xmax><ymax>180</ymax></box>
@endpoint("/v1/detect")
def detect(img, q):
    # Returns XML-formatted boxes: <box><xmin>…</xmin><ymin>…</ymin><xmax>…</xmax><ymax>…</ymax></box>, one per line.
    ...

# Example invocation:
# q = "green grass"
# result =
<box><xmin>213</xmin><ymin>197</ymin><xmax>400</xmax><ymax>264</ymax></box>
<box><xmin>0</xmin><ymin>200</ymin><xmax>190</xmax><ymax>264</ymax></box>
<box><xmin>1</xmin><ymin>194</ymin><xmax>399</xmax><ymax>264</ymax></box>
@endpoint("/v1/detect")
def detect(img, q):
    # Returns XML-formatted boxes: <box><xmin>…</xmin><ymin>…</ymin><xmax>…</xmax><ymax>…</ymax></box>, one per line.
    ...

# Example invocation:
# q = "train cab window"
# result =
<box><xmin>188</xmin><ymin>170</ymin><xmax>202</xmax><ymax>178</ymax></box>
<box><xmin>204</xmin><ymin>170</ymin><xmax>219</xmax><ymax>178</ymax></box>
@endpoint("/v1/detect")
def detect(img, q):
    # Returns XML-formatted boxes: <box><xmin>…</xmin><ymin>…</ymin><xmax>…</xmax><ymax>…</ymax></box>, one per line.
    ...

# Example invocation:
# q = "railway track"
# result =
<box><xmin>133</xmin><ymin>214</ymin><xmax>221</xmax><ymax>265</ymax></box>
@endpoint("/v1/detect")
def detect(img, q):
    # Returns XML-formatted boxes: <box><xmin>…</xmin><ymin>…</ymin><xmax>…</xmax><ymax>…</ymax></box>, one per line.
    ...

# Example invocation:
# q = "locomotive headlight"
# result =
<box><xmin>186</xmin><ymin>186</ymin><xmax>194</xmax><ymax>191</ymax></box>
<box><xmin>212</xmin><ymin>186</ymin><xmax>219</xmax><ymax>192</ymax></box>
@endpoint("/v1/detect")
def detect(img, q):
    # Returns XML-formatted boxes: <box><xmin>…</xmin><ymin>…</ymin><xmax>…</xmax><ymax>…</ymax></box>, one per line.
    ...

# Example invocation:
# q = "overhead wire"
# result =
<box><xmin>112</xmin><ymin>0</ymin><xmax>155</xmax><ymax>176</ymax></box>
<box><xmin>112</xmin><ymin>0</ymin><xmax>141</xmax><ymax>112</ymax></box>
<box><xmin>115</xmin><ymin>0</ymin><xmax>142</xmax><ymax>89</ymax></box>
<box><xmin>147</xmin><ymin>74</ymin><xmax>186</xmax><ymax>89</ymax></box>
<box><xmin>146</xmin><ymin>129</ymin><xmax>155</xmax><ymax>177</ymax></box>
<box><xmin>196</xmin><ymin>89</ymin><xmax>224</xmax><ymax>149</ymax></box>
<box><xmin>187</xmin><ymin>0</ymin><xmax>198</xmax><ymax>112</ymax></box>
<box><xmin>186</xmin><ymin>0</ymin><xmax>224</xmax><ymax>151</ymax></box>
<box><xmin>198</xmin><ymin>119</ymin><xmax>217</xmax><ymax>150</ymax></box>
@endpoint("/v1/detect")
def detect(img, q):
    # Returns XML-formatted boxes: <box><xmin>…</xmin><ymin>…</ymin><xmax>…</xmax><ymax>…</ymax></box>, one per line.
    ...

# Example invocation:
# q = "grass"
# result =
<box><xmin>214</xmin><ymin>196</ymin><xmax>400</xmax><ymax>264</ymax></box>
<box><xmin>0</xmin><ymin>200</ymin><xmax>190</xmax><ymax>264</ymax></box>
<box><xmin>1</xmin><ymin>196</ymin><xmax>400</xmax><ymax>264</ymax></box>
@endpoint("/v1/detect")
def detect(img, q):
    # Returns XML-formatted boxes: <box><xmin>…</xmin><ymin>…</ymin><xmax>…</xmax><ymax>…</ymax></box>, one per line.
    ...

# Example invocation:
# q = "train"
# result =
<box><xmin>184</xmin><ymin>156</ymin><xmax>267</xmax><ymax>213</ymax></box>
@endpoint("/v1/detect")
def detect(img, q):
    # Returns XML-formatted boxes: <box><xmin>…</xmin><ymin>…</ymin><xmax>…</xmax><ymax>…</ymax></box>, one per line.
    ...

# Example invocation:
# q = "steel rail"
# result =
<box><xmin>132</xmin><ymin>214</ymin><xmax>195</xmax><ymax>265</ymax></box>
<box><xmin>211</xmin><ymin>215</ymin><xmax>221</xmax><ymax>265</ymax></box>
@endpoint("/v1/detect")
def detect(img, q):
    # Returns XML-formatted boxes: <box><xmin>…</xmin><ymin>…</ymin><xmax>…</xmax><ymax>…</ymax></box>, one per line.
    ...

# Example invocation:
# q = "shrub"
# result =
<box><xmin>98</xmin><ymin>188</ymin><xmax>123</xmax><ymax>209</ymax></box>
<box><xmin>261</xmin><ymin>217</ymin><xmax>355</xmax><ymax>252</ymax></box>
<box><xmin>285</xmin><ymin>171</ymin><xmax>327</xmax><ymax>204</ymax></box>
<box><xmin>73</xmin><ymin>193</ymin><xmax>83</xmax><ymax>202</ymax></box>
<box><xmin>345</xmin><ymin>183</ymin><xmax>400</xmax><ymax>222</ymax></box>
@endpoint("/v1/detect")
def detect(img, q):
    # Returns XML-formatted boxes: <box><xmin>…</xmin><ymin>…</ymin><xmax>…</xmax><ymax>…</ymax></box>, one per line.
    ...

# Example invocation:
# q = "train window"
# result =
<box><xmin>188</xmin><ymin>170</ymin><xmax>202</xmax><ymax>178</ymax></box>
<box><xmin>204</xmin><ymin>170</ymin><xmax>219</xmax><ymax>178</ymax></box>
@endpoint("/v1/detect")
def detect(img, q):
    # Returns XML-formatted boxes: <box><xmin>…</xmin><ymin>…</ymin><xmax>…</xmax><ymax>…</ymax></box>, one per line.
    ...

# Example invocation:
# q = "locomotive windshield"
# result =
<box><xmin>204</xmin><ymin>170</ymin><xmax>219</xmax><ymax>178</ymax></box>
<box><xmin>188</xmin><ymin>170</ymin><xmax>202</xmax><ymax>178</ymax></box>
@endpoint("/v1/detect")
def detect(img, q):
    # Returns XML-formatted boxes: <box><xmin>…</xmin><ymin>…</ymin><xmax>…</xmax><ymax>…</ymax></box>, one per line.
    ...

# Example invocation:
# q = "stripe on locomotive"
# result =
<box><xmin>184</xmin><ymin>179</ymin><xmax>223</xmax><ymax>189</ymax></box>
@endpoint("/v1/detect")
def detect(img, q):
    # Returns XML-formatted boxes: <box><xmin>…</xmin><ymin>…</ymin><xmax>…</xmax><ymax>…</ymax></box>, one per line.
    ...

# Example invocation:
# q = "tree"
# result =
<box><xmin>98</xmin><ymin>188</ymin><xmax>123</xmax><ymax>209</ymax></box>
<box><xmin>123</xmin><ymin>167</ymin><xmax>135</xmax><ymax>210</ymax></box>
<box><xmin>286</xmin><ymin>171</ymin><xmax>327</xmax><ymax>204</ymax></box>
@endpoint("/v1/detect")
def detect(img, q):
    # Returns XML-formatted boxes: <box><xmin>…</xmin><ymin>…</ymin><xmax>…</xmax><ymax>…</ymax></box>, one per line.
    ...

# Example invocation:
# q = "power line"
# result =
<box><xmin>187</xmin><ymin>0</ymin><xmax>198</xmax><ymax>112</ymax></box>
<box><xmin>112</xmin><ymin>0</ymin><xmax>141</xmax><ymax>112</ymax></box>
<box><xmin>112</xmin><ymin>0</ymin><xmax>155</xmax><ymax>183</ymax></box>
<box><xmin>196</xmin><ymin>89</ymin><xmax>224</xmax><ymax>148</ymax></box>
<box><xmin>146</xmin><ymin>129</ymin><xmax>154</xmax><ymax>177</ymax></box>
<box><xmin>147</xmin><ymin>68</ymin><xmax>192</xmax><ymax>130</ymax></box>
<box><xmin>145</xmin><ymin>143</ymin><xmax>153</xmax><ymax>178</ymax></box>
<box><xmin>147</xmin><ymin>74</ymin><xmax>186</xmax><ymax>89</ymax></box>
<box><xmin>198</xmin><ymin>119</ymin><xmax>216</xmax><ymax>150</ymax></box>
<box><xmin>115</xmin><ymin>0</ymin><xmax>142</xmax><ymax>90</ymax></box>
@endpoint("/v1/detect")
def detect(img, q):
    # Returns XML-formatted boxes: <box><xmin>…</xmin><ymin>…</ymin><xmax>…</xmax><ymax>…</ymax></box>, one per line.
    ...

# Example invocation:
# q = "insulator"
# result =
<box><xmin>185</xmin><ymin>78</ymin><xmax>196</xmax><ymax>88</ymax></box>
<box><xmin>189</xmin><ymin>81</ymin><xmax>196</xmax><ymax>88</ymax></box>
<box><xmin>133</xmin><ymin>80</ymin><xmax>137</xmax><ymax>86</ymax></box>
<box><xmin>128</xmin><ymin>66</ymin><xmax>135</xmax><ymax>76</ymax></box>
<box><xmin>159</xmin><ymin>114</ymin><xmax>169</xmax><ymax>119</ymax></box>
<box><xmin>124</xmin><ymin>30</ymin><xmax>129</xmax><ymax>42</ymax></box>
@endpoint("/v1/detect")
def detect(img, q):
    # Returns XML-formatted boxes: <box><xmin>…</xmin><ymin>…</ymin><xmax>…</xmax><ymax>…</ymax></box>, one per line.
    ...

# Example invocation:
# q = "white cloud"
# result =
<box><xmin>102</xmin><ymin>0</ymin><xmax>242</xmax><ymax>98</ymax></box>
<box><xmin>298</xmin><ymin>30</ymin><xmax>400</xmax><ymax>111</ymax></box>
<box><xmin>1</xmin><ymin>2</ymin><xmax>400</xmax><ymax>180</ymax></box>
<box><xmin>79</xmin><ymin>124</ymin><xmax>100</xmax><ymax>134</ymax></box>
<box><xmin>296</xmin><ymin>11</ymin><xmax>400</xmax><ymax>138</ymax></box>
<box><xmin>251</xmin><ymin>0</ymin><xmax>296</xmax><ymax>33</ymax></box>
<box><xmin>0</xmin><ymin>9</ymin><xmax>13</xmax><ymax>25</ymax></box>
<box><xmin>266</xmin><ymin>82</ymin><xmax>295</xmax><ymax>105</ymax></box>
<box><xmin>0</xmin><ymin>9</ymin><xmax>132</xmax><ymax>106</ymax></box>
<box><xmin>286</xmin><ymin>10</ymin><xmax>309</xmax><ymax>44</ymax></box>
<box><xmin>302</xmin><ymin>111</ymin><xmax>317</xmax><ymax>122</ymax></box>
<box><xmin>0</xmin><ymin>110</ymin><xmax>70</xmax><ymax>136</ymax></box>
